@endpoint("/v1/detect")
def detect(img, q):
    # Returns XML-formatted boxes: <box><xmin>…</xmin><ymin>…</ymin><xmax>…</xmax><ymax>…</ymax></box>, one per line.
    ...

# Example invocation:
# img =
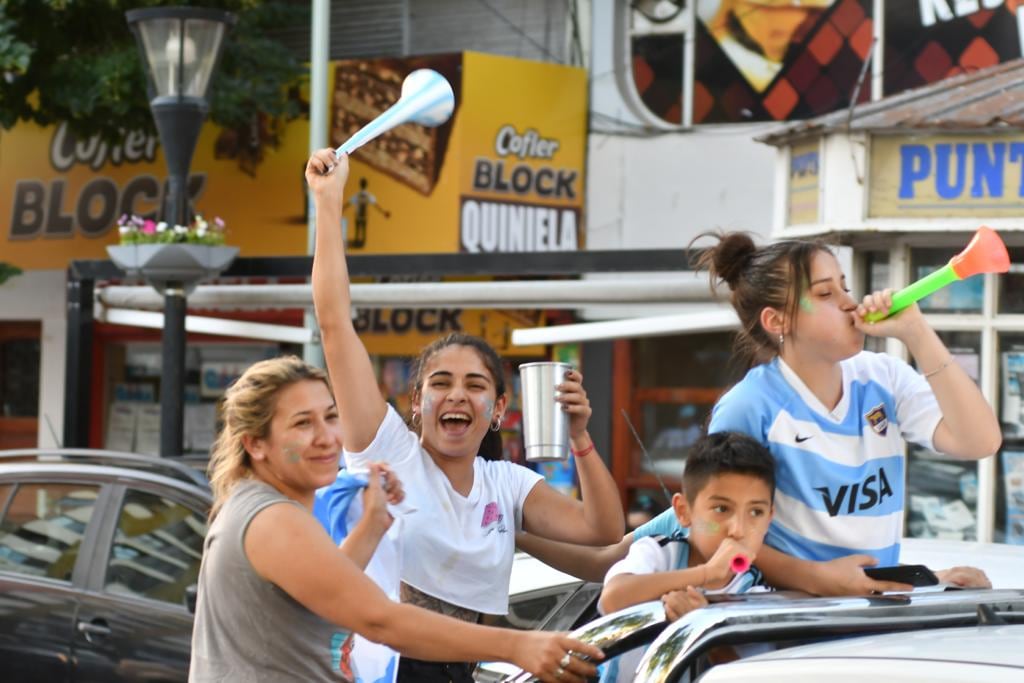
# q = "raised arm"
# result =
<box><xmin>855</xmin><ymin>294</ymin><xmax>1001</xmax><ymax>459</ymax></box>
<box><xmin>307</xmin><ymin>150</ymin><xmax>388</xmax><ymax>450</ymax></box>
<box><xmin>521</xmin><ymin>370</ymin><xmax>624</xmax><ymax>546</ymax></box>
<box><xmin>245</xmin><ymin>502</ymin><xmax>603</xmax><ymax>681</ymax></box>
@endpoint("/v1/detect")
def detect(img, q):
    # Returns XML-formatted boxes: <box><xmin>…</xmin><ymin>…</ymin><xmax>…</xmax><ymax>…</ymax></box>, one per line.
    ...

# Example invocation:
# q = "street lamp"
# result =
<box><xmin>125</xmin><ymin>6</ymin><xmax>235</xmax><ymax>458</ymax></box>
<box><xmin>126</xmin><ymin>6</ymin><xmax>235</xmax><ymax>228</ymax></box>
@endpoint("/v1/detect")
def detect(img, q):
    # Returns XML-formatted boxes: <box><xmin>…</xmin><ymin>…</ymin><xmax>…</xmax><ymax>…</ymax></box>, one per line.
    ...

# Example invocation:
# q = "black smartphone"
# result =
<box><xmin>863</xmin><ymin>564</ymin><xmax>939</xmax><ymax>587</ymax></box>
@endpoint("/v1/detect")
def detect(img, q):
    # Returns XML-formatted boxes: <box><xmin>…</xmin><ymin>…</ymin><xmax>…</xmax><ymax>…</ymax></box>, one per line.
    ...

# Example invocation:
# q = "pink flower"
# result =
<box><xmin>142</xmin><ymin>220</ymin><xmax>157</xmax><ymax>234</ymax></box>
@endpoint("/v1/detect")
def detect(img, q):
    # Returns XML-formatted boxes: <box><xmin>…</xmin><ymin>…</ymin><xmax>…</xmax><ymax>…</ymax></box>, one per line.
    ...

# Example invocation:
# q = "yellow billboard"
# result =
<box><xmin>330</xmin><ymin>51</ymin><xmax>587</xmax><ymax>254</ymax></box>
<box><xmin>1</xmin><ymin>116</ymin><xmax>311</xmax><ymax>271</ymax></box>
<box><xmin>2</xmin><ymin>51</ymin><xmax>587</xmax><ymax>270</ymax></box>
<box><xmin>356</xmin><ymin>306</ymin><xmax>545</xmax><ymax>357</ymax></box>
<box><xmin>869</xmin><ymin>134</ymin><xmax>1024</xmax><ymax>217</ymax></box>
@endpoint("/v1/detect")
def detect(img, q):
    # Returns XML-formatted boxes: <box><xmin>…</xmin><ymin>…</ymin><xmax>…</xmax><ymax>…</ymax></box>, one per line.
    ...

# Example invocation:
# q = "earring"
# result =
<box><xmin>490</xmin><ymin>416</ymin><xmax>502</xmax><ymax>432</ymax></box>
<box><xmin>411</xmin><ymin>412</ymin><xmax>421</xmax><ymax>428</ymax></box>
<box><xmin>779</xmin><ymin>333</ymin><xmax>784</xmax><ymax>348</ymax></box>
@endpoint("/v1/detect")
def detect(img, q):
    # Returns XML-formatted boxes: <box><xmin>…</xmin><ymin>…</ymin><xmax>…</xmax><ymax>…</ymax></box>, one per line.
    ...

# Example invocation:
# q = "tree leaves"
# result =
<box><xmin>0</xmin><ymin>0</ymin><xmax>308</xmax><ymax>170</ymax></box>
<box><xmin>0</xmin><ymin>261</ymin><xmax>23</xmax><ymax>286</ymax></box>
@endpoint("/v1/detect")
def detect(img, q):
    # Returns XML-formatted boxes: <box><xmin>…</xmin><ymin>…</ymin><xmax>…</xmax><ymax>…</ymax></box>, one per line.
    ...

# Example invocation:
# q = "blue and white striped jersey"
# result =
<box><xmin>709</xmin><ymin>351</ymin><xmax>942</xmax><ymax>565</ymax></box>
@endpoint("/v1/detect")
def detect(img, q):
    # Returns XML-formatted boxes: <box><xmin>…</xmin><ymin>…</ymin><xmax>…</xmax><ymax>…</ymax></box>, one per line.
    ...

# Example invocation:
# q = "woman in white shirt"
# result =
<box><xmin>307</xmin><ymin>149</ymin><xmax>625</xmax><ymax>683</ymax></box>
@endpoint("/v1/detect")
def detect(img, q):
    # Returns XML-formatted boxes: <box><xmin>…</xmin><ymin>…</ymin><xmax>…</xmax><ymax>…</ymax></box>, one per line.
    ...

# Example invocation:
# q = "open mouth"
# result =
<box><xmin>439</xmin><ymin>411</ymin><xmax>473</xmax><ymax>437</ymax></box>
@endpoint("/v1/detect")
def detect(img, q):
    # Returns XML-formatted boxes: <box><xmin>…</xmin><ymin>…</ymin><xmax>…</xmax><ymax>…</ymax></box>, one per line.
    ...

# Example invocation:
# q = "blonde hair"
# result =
<box><xmin>207</xmin><ymin>355</ymin><xmax>331</xmax><ymax>520</ymax></box>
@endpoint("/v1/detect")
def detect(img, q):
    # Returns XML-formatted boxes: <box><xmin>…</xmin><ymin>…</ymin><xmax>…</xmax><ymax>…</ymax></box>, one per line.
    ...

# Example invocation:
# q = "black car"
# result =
<box><xmin>0</xmin><ymin>449</ymin><xmax>211</xmax><ymax>683</ymax></box>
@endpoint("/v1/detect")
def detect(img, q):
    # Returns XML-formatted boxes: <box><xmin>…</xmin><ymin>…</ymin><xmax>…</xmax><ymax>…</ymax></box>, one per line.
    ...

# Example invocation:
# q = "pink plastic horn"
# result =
<box><xmin>730</xmin><ymin>554</ymin><xmax>751</xmax><ymax>574</ymax></box>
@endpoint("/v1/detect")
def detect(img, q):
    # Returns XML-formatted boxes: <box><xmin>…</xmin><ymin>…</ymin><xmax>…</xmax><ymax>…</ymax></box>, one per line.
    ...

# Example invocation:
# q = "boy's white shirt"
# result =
<box><xmin>602</xmin><ymin>536</ymin><xmax>762</xmax><ymax>612</ymax></box>
<box><xmin>599</xmin><ymin>536</ymin><xmax>767</xmax><ymax>683</ymax></box>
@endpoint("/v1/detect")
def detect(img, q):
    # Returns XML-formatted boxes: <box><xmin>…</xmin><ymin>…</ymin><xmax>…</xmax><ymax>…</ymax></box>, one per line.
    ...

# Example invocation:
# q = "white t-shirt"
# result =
<box><xmin>345</xmin><ymin>405</ymin><xmax>544</xmax><ymax>615</ymax></box>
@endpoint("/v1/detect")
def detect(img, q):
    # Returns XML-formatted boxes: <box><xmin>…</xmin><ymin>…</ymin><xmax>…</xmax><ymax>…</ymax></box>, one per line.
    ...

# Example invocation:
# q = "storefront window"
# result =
<box><xmin>103</xmin><ymin>342</ymin><xmax>292</xmax><ymax>456</ymax></box>
<box><xmin>997</xmin><ymin>248</ymin><xmax>1024</xmax><ymax>314</ymax></box>
<box><xmin>0</xmin><ymin>326</ymin><xmax>39</xmax><ymax>418</ymax></box>
<box><xmin>0</xmin><ymin>322</ymin><xmax>41</xmax><ymax>449</ymax></box>
<box><xmin>862</xmin><ymin>251</ymin><xmax>889</xmax><ymax>353</ymax></box>
<box><xmin>905</xmin><ymin>331</ymin><xmax>980</xmax><ymax>542</ymax></box>
<box><xmin>997</xmin><ymin>333</ymin><xmax>1024</xmax><ymax>545</ymax></box>
<box><xmin>629</xmin><ymin>332</ymin><xmax>741</xmax><ymax>492</ymax></box>
<box><xmin>910</xmin><ymin>248</ymin><xmax>984</xmax><ymax>314</ymax></box>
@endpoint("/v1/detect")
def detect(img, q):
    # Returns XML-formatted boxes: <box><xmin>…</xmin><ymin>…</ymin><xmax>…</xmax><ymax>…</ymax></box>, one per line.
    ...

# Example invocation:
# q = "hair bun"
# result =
<box><xmin>712</xmin><ymin>232</ymin><xmax>756</xmax><ymax>289</ymax></box>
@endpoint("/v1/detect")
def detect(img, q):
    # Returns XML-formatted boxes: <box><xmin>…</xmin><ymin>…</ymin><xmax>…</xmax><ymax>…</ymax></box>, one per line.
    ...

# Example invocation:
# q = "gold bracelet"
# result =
<box><xmin>923</xmin><ymin>359</ymin><xmax>953</xmax><ymax>379</ymax></box>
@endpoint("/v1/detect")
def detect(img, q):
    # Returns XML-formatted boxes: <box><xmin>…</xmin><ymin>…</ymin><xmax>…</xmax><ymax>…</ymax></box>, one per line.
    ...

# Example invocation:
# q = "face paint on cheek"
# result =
<box><xmin>283</xmin><ymin>443</ymin><xmax>303</xmax><ymax>463</ymax></box>
<box><xmin>482</xmin><ymin>398</ymin><xmax>495</xmax><ymax>422</ymax></box>
<box><xmin>422</xmin><ymin>394</ymin><xmax>436</xmax><ymax>417</ymax></box>
<box><xmin>800</xmin><ymin>296</ymin><xmax>814</xmax><ymax>313</ymax></box>
<box><xmin>693</xmin><ymin>519</ymin><xmax>721</xmax><ymax>535</ymax></box>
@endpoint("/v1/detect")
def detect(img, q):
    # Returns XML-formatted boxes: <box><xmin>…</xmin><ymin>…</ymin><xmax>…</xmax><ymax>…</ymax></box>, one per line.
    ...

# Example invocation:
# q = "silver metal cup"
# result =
<box><xmin>519</xmin><ymin>361</ymin><xmax>573</xmax><ymax>462</ymax></box>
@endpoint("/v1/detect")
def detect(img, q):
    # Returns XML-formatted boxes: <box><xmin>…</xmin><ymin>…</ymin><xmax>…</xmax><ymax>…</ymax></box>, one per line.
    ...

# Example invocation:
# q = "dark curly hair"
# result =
<box><xmin>681</xmin><ymin>431</ymin><xmax>776</xmax><ymax>504</ymax></box>
<box><xmin>691</xmin><ymin>231</ymin><xmax>832</xmax><ymax>369</ymax></box>
<box><xmin>408</xmin><ymin>333</ymin><xmax>506</xmax><ymax>461</ymax></box>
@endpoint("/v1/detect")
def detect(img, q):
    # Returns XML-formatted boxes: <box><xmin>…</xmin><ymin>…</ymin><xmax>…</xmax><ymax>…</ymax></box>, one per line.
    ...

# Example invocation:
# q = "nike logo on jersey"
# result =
<box><xmin>795</xmin><ymin>434</ymin><xmax>812</xmax><ymax>443</ymax></box>
<box><xmin>814</xmin><ymin>467</ymin><xmax>894</xmax><ymax>517</ymax></box>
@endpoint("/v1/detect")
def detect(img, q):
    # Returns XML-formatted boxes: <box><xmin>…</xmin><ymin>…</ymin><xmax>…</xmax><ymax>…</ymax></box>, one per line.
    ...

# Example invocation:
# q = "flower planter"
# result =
<box><xmin>107</xmin><ymin>243</ymin><xmax>239</xmax><ymax>294</ymax></box>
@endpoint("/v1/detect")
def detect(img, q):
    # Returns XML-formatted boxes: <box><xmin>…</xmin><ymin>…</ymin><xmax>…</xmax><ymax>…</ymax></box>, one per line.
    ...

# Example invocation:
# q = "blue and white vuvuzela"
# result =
<box><xmin>333</xmin><ymin>69</ymin><xmax>455</xmax><ymax>158</ymax></box>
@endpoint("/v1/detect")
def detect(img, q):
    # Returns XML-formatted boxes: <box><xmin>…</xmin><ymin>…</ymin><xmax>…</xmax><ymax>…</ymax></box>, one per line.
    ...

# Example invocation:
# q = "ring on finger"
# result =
<box><xmin>559</xmin><ymin>653</ymin><xmax>572</xmax><ymax>668</ymax></box>
<box><xmin>555</xmin><ymin>666</ymin><xmax>564</xmax><ymax>678</ymax></box>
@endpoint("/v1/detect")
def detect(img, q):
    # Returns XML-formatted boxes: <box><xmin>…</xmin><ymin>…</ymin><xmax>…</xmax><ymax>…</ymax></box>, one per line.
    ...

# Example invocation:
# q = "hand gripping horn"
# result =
<box><xmin>864</xmin><ymin>226</ymin><xmax>1010</xmax><ymax>322</ymax></box>
<box><xmin>334</xmin><ymin>69</ymin><xmax>455</xmax><ymax>159</ymax></box>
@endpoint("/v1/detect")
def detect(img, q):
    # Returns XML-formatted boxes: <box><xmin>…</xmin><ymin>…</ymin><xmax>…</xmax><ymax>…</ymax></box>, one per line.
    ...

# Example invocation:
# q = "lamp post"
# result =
<box><xmin>126</xmin><ymin>6</ymin><xmax>235</xmax><ymax>458</ymax></box>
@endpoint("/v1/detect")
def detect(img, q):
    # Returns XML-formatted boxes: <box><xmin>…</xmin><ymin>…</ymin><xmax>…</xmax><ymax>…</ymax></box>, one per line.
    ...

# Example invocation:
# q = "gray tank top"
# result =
<box><xmin>189</xmin><ymin>479</ymin><xmax>354</xmax><ymax>682</ymax></box>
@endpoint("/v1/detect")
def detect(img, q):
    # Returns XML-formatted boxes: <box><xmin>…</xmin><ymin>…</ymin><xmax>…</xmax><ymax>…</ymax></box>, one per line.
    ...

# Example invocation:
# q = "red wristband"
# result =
<box><xmin>571</xmin><ymin>442</ymin><xmax>594</xmax><ymax>457</ymax></box>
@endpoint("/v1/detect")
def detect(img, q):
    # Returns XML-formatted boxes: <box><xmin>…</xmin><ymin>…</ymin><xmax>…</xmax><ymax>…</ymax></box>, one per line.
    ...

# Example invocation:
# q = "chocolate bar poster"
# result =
<box><xmin>883</xmin><ymin>1</ymin><xmax>1023</xmax><ymax>97</ymax></box>
<box><xmin>689</xmin><ymin>0</ymin><xmax>873</xmax><ymax>123</ymax></box>
<box><xmin>329</xmin><ymin>51</ymin><xmax>587</xmax><ymax>256</ymax></box>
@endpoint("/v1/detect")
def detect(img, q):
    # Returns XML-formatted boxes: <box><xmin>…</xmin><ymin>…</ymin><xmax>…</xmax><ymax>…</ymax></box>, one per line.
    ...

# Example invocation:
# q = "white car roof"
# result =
<box><xmin>703</xmin><ymin>625</ymin><xmax>1024</xmax><ymax>682</ymax></box>
<box><xmin>508</xmin><ymin>552</ymin><xmax>580</xmax><ymax>596</ymax></box>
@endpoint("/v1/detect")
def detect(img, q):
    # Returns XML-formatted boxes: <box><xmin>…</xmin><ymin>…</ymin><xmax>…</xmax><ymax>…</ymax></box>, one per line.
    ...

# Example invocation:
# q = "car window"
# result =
<box><xmin>103</xmin><ymin>489</ymin><xmax>206</xmax><ymax>607</ymax></box>
<box><xmin>0</xmin><ymin>481</ymin><xmax>100</xmax><ymax>581</ymax></box>
<box><xmin>542</xmin><ymin>583</ymin><xmax>601</xmax><ymax>631</ymax></box>
<box><xmin>487</xmin><ymin>584</ymin><xmax>580</xmax><ymax>630</ymax></box>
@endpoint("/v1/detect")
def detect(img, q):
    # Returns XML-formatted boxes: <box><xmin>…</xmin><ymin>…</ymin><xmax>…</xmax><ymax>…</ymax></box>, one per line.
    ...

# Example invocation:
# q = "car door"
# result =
<box><xmin>0</xmin><ymin>478</ymin><xmax>107</xmax><ymax>683</ymax></box>
<box><xmin>71</xmin><ymin>483</ymin><xmax>207</xmax><ymax>683</ymax></box>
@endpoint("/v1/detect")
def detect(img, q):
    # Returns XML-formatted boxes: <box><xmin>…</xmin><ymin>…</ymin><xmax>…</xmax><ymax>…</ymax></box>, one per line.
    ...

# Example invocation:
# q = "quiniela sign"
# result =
<box><xmin>460</xmin><ymin>124</ymin><xmax>580</xmax><ymax>253</ymax></box>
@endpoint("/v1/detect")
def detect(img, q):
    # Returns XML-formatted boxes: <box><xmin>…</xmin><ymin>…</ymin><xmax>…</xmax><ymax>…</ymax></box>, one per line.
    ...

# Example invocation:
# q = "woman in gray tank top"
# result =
<box><xmin>189</xmin><ymin>355</ymin><xmax>603</xmax><ymax>682</ymax></box>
